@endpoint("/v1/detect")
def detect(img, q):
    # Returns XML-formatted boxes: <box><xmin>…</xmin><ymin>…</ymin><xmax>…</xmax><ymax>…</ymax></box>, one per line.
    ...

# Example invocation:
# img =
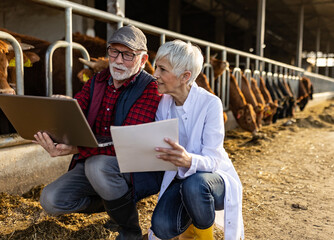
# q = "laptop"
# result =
<box><xmin>0</xmin><ymin>94</ymin><xmax>113</xmax><ymax>148</ymax></box>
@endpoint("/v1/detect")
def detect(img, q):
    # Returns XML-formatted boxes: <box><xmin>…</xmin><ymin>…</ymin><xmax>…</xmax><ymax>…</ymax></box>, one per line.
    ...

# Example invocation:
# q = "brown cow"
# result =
<box><xmin>297</xmin><ymin>76</ymin><xmax>313</xmax><ymax>111</ymax></box>
<box><xmin>0</xmin><ymin>28</ymin><xmax>107</xmax><ymax>96</ymax></box>
<box><xmin>195</xmin><ymin>72</ymin><xmax>228</xmax><ymax>123</ymax></box>
<box><xmin>280</xmin><ymin>77</ymin><xmax>296</xmax><ymax>117</ymax></box>
<box><xmin>301</xmin><ymin>76</ymin><xmax>313</xmax><ymax>100</ymax></box>
<box><xmin>240</xmin><ymin>74</ymin><xmax>264</xmax><ymax>128</ymax></box>
<box><xmin>0</xmin><ymin>40</ymin><xmax>14</xmax><ymax>94</ymax></box>
<box><xmin>297</xmin><ymin>77</ymin><xmax>308</xmax><ymax>111</ymax></box>
<box><xmin>229</xmin><ymin>73</ymin><xmax>258</xmax><ymax>133</ymax></box>
<box><xmin>195</xmin><ymin>72</ymin><xmax>214</xmax><ymax>94</ymax></box>
<box><xmin>254</xmin><ymin>77</ymin><xmax>278</xmax><ymax>125</ymax></box>
<box><xmin>210</xmin><ymin>56</ymin><xmax>229</xmax><ymax>80</ymax></box>
<box><xmin>0</xmin><ymin>40</ymin><xmax>40</xmax><ymax>134</ymax></box>
<box><xmin>0</xmin><ymin>38</ymin><xmax>40</xmax><ymax>94</ymax></box>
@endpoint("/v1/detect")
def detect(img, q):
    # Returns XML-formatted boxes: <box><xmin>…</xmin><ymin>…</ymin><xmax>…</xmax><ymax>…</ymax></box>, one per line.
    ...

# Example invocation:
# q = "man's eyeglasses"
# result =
<box><xmin>107</xmin><ymin>47</ymin><xmax>140</xmax><ymax>61</ymax></box>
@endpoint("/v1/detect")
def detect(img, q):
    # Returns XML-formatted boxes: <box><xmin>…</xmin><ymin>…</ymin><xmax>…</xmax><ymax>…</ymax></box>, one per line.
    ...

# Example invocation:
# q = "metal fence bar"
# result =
<box><xmin>30</xmin><ymin>0</ymin><xmax>309</xmax><ymax>73</ymax></box>
<box><xmin>45</xmin><ymin>40</ymin><xmax>90</xmax><ymax>97</ymax></box>
<box><xmin>65</xmin><ymin>7</ymin><xmax>73</xmax><ymax>97</ymax></box>
<box><xmin>29</xmin><ymin>0</ymin><xmax>334</xmax><ymax>96</ymax></box>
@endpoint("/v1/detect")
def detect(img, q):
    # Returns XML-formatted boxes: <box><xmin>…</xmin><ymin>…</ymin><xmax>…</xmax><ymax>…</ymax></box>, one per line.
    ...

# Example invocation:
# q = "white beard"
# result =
<box><xmin>109</xmin><ymin>60</ymin><xmax>141</xmax><ymax>81</ymax></box>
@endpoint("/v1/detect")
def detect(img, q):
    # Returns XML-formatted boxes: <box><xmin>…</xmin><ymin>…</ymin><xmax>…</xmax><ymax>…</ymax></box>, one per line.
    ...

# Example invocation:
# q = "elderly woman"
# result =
<box><xmin>148</xmin><ymin>40</ymin><xmax>244</xmax><ymax>240</ymax></box>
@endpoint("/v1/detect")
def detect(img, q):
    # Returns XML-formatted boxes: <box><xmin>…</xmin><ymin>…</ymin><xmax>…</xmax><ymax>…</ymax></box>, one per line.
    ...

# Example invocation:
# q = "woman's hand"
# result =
<box><xmin>33</xmin><ymin>132</ymin><xmax>78</xmax><ymax>157</ymax></box>
<box><xmin>155</xmin><ymin>138</ymin><xmax>192</xmax><ymax>168</ymax></box>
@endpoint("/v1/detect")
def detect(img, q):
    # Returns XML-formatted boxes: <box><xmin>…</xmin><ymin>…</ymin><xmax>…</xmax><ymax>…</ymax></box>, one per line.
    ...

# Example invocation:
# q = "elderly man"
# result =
<box><xmin>34</xmin><ymin>25</ymin><xmax>162</xmax><ymax>240</ymax></box>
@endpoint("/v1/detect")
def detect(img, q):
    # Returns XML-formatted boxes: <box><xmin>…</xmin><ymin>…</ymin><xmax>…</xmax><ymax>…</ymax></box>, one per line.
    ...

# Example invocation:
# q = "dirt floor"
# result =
<box><xmin>1</xmin><ymin>99</ymin><xmax>334</xmax><ymax>240</ymax></box>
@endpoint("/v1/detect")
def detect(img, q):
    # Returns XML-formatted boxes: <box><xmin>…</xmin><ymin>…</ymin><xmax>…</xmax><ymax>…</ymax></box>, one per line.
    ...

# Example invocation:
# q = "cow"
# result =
<box><xmin>195</xmin><ymin>71</ymin><xmax>228</xmax><ymax>123</ymax></box>
<box><xmin>229</xmin><ymin>73</ymin><xmax>258</xmax><ymax>134</ymax></box>
<box><xmin>265</xmin><ymin>77</ymin><xmax>291</xmax><ymax>122</ymax></box>
<box><xmin>210</xmin><ymin>56</ymin><xmax>229</xmax><ymax>80</ymax></box>
<box><xmin>279</xmin><ymin>77</ymin><xmax>296</xmax><ymax>117</ymax></box>
<box><xmin>240</xmin><ymin>74</ymin><xmax>264</xmax><ymax>128</ymax></box>
<box><xmin>0</xmin><ymin>39</ymin><xmax>40</xmax><ymax>134</ymax></box>
<box><xmin>252</xmin><ymin>77</ymin><xmax>278</xmax><ymax>125</ymax></box>
<box><xmin>258</xmin><ymin>76</ymin><xmax>280</xmax><ymax>124</ymax></box>
<box><xmin>0</xmin><ymin>40</ymin><xmax>15</xmax><ymax>94</ymax></box>
<box><xmin>297</xmin><ymin>76</ymin><xmax>313</xmax><ymax>111</ymax></box>
<box><xmin>0</xmin><ymin>28</ymin><xmax>108</xmax><ymax>96</ymax></box>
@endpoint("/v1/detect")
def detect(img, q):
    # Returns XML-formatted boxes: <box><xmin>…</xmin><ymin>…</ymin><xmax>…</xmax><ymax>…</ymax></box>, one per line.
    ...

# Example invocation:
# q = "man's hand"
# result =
<box><xmin>155</xmin><ymin>138</ymin><xmax>192</xmax><ymax>168</ymax></box>
<box><xmin>33</xmin><ymin>132</ymin><xmax>78</xmax><ymax>157</ymax></box>
<box><xmin>51</xmin><ymin>94</ymin><xmax>73</xmax><ymax>99</ymax></box>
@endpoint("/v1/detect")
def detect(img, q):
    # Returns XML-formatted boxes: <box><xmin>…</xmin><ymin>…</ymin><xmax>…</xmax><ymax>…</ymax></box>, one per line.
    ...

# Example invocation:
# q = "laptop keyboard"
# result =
<box><xmin>96</xmin><ymin>135</ymin><xmax>113</xmax><ymax>143</ymax></box>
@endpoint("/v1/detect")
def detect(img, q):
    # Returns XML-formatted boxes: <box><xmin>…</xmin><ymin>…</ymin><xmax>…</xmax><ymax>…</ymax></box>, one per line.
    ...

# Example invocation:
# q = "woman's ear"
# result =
<box><xmin>181</xmin><ymin>71</ymin><xmax>191</xmax><ymax>84</ymax></box>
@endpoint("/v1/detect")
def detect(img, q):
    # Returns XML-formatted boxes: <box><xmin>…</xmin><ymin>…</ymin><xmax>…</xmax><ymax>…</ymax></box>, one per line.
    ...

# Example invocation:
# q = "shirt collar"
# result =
<box><xmin>181</xmin><ymin>82</ymin><xmax>198</xmax><ymax>113</ymax></box>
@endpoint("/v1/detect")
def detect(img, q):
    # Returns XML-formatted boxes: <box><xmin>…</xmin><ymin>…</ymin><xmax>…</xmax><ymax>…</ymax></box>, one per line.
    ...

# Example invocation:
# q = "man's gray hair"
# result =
<box><xmin>155</xmin><ymin>40</ymin><xmax>204</xmax><ymax>85</ymax></box>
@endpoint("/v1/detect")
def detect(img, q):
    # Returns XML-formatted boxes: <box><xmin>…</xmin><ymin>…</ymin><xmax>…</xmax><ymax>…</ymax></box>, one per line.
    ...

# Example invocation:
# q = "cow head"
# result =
<box><xmin>235</xmin><ymin>103</ymin><xmax>258</xmax><ymax>134</ymax></box>
<box><xmin>77</xmin><ymin>68</ymin><xmax>94</xmax><ymax>84</ymax></box>
<box><xmin>210</xmin><ymin>56</ymin><xmax>229</xmax><ymax>80</ymax></box>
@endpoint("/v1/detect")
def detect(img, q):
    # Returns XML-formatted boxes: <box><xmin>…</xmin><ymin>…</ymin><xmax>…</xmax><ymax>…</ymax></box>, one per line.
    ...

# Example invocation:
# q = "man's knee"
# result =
<box><xmin>40</xmin><ymin>185</ymin><xmax>62</xmax><ymax>216</ymax></box>
<box><xmin>85</xmin><ymin>155</ymin><xmax>130</xmax><ymax>200</ymax></box>
<box><xmin>85</xmin><ymin>155</ymin><xmax>119</xmax><ymax>179</ymax></box>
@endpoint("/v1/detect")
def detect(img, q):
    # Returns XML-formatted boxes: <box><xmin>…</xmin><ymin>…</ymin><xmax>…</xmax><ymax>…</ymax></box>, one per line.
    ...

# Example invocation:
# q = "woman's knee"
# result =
<box><xmin>181</xmin><ymin>173</ymin><xmax>210</xmax><ymax>198</ymax></box>
<box><xmin>151</xmin><ymin>212</ymin><xmax>175</xmax><ymax>239</ymax></box>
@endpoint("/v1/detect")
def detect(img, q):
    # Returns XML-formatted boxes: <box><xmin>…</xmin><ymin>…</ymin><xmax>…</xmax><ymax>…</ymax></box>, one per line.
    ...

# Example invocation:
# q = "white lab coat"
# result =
<box><xmin>149</xmin><ymin>83</ymin><xmax>244</xmax><ymax>240</ymax></box>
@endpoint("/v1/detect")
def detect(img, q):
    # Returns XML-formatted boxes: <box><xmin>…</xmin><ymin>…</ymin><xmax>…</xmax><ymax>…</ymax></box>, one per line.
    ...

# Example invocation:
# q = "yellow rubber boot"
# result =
<box><xmin>178</xmin><ymin>224</ymin><xmax>195</xmax><ymax>240</ymax></box>
<box><xmin>193</xmin><ymin>225</ymin><xmax>214</xmax><ymax>240</ymax></box>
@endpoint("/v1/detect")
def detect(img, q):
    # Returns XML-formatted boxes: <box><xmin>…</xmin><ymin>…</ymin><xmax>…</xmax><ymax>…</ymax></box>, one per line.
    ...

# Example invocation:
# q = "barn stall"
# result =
<box><xmin>1</xmin><ymin>1</ymin><xmax>334</xmax><ymax>239</ymax></box>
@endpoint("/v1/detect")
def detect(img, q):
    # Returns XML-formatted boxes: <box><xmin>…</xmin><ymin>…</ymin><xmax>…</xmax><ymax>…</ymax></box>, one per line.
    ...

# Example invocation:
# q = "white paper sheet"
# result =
<box><xmin>110</xmin><ymin>118</ymin><xmax>178</xmax><ymax>173</ymax></box>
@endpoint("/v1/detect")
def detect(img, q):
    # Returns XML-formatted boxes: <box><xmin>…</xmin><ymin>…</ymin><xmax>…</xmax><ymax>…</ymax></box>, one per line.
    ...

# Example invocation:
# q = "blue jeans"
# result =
<box><xmin>40</xmin><ymin>155</ymin><xmax>163</xmax><ymax>215</ymax></box>
<box><xmin>151</xmin><ymin>172</ymin><xmax>225</xmax><ymax>239</ymax></box>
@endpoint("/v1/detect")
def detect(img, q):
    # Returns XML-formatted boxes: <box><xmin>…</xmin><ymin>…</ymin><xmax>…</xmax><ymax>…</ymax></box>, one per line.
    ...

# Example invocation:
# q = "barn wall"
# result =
<box><xmin>0</xmin><ymin>143</ymin><xmax>71</xmax><ymax>195</ymax></box>
<box><xmin>0</xmin><ymin>0</ymin><xmax>93</xmax><ymax>43</ymax></box>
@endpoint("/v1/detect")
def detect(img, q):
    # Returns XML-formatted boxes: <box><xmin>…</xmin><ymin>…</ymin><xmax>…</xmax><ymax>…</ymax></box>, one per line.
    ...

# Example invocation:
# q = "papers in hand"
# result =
<box><xmin>110</xmin><ymin>118</ymin><xmax>178</xmax><ymax>173</ymax></box>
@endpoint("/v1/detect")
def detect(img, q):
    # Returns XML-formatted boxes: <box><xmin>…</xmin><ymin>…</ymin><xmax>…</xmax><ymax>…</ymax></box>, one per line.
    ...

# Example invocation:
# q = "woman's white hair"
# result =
<box><xmin>155</xmin><ymin>40</ymin><xmax>204</xmax><ymax>85</ymax></box>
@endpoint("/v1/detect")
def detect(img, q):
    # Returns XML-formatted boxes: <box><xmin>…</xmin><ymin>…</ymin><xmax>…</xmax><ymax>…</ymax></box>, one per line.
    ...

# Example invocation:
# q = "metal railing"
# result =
<box><xmin>0</xmin><ymin>31</ymin><xmax>24</xmax><ymax>95</ymax></box>
<box><xmin>27</xmin><ymin>0</ymin><xmax>334</xmax><ymax>109</ymax></box>
<box><xmin>45</xmin><ymin>40</ymin><xmax>90</xmax><ymax>96</ymax></box>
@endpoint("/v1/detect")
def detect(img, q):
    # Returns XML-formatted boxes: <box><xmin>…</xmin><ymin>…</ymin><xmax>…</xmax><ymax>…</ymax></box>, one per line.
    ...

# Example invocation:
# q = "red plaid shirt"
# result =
<box><xmin>74</xmin><ymin>68</ymin><xmax>161</xmax><ymax>160</ymax></box>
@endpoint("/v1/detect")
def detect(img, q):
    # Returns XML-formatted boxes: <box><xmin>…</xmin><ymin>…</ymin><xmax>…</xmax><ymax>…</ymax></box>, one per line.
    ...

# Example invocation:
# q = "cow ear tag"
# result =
<box><xmin>83</xmin><ymin>73</ymin><xmax>90</xmax><ymax>83</ymax></box>
<box><xmin>9</xmin><ymin>58</ymin><xmax>16</xmax><ymax>67</ymax></box>
<box><xmin>24</xmin><ymin>59</ymin><xmax>32</xmax><ymax>67</ymax></box>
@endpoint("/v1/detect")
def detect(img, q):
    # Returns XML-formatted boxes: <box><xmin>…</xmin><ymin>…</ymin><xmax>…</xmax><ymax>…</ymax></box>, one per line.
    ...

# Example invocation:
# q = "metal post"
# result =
<box><xmin>256</xmin><ymin>0</ymin><xmax>266</xmax><ymax>57</ymax></box>
<box><xmin>160</xmin><ymin>34</ymin><xmax>165</xmax><ymax>45</ymax></box>
<box><xmin>168</xmin><ymin>0</ymin><xmax>181</xmax><ymax>32</ymax></box>
<box><xmin>117</xmin><ymin>21</ymin><xmax>123</xmax><ymax>29</ymax></box>
<box><xmin>65</xmin><ymin>7</ymin><xmax>73</xmax><ymax>97</ymax></box>
<box><xmin>45</xmin><ymin>41</ymin><xmax>90</xmax><ymax>97</ymax></box>
<box><xmin>315</xmin><ymin>26</ymin><xmax>321</xmax><ymax>74</ymax></box>
<box><xmin>325</xmin><ymin>41</ymin><xmax>330</xmax><ymax>76</ymax></box>
<box><xmin>296</xmin><ymin>4</ymin><xmax>304</xmax><ymax>68</ymax></box>
<box><xmin>107</xmin><ymin>0</ymin><xmax>125</xmax><ymax>43</ymax></box>
<box><xmin>205</xmin><ymin>46</ymin><xmax>211</xmax><ymax>88</ymax></box>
